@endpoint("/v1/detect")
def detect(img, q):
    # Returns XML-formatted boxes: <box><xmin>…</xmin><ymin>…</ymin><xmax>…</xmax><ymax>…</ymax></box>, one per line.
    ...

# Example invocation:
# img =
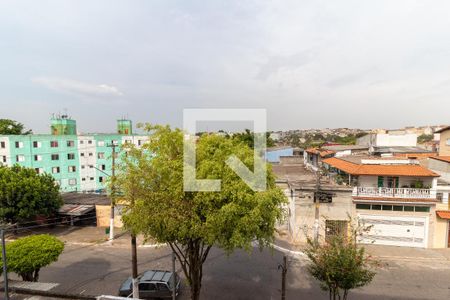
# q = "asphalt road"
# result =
<box><xmin>15</xmin><ymin>242</ymin><xmax>450</xmax><ymax>300</ymax></box>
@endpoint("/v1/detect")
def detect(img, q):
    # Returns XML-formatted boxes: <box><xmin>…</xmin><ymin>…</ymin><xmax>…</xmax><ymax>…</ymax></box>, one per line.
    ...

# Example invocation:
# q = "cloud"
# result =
<box><xmin>32</xmin><ymin>77</ymin><xmax>124</xmax><ymax>97</ymax></box>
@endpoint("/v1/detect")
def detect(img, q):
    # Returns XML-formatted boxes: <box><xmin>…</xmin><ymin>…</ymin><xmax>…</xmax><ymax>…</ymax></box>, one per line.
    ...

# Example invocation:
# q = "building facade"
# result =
<box><xmin>0</xmin><ymin>117</ymin><xmax>148</xmax><ymax>193</ymax></box>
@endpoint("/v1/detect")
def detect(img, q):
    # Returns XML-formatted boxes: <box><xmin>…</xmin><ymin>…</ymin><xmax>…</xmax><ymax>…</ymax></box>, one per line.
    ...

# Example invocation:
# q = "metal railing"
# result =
<box><xmin>352</xmin><ymin>186</ymin><xmax>433</xmax><ymax>199</ymax></box>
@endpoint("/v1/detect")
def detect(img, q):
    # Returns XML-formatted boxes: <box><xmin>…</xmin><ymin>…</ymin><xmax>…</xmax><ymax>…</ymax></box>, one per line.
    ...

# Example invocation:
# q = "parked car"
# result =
<box><xmin>119</xmin><ymin>270</ymin><xmax>181</xmax><ymax>299</ymax></box>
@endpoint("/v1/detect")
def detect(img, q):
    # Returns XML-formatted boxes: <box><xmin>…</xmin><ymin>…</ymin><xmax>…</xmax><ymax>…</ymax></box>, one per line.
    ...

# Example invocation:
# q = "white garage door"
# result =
<box><xmin>358</xmin><ymin>214</ymin><xmax>428</xmax><ymax>248</ymax></box>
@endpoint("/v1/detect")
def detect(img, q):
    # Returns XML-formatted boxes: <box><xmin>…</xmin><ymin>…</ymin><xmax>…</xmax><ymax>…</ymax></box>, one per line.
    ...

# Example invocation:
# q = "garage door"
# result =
<box><xmin>358</xmin><ymin>214</ymin><xmax>428</xmax><ymax>248</ymax></box>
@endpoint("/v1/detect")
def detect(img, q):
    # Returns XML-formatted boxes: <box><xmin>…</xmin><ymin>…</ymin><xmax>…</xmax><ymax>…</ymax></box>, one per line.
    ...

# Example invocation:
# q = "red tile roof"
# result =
<box><xmin>431</xmin><ymin>156</ymin><xmax>450</xmax><ymax>163</ymax></box>
<box><xmin>436</xmin><ymin>210</ymin><xmax>450</xmax><ymax>219</ymax></box>
<box><xmin>323</xmin><ymin>157</ymin><xmax>440</xmax><ymax>177</ymax></box>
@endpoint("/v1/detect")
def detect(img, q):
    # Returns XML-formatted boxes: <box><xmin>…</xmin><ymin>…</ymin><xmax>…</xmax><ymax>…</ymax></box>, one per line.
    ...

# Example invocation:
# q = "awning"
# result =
<box><xmin>436</xmin><ymin>210</ymin><xmax>450</xmax><ymax>220</ymax></box>
<box><xmin>59</xmin><ymin>204</ymin><xmax>95</xmax><ymax>216</ymax></box>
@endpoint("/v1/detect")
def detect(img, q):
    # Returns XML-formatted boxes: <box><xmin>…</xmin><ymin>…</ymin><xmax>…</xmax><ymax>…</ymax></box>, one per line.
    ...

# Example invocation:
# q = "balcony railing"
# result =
<box><xmin>352</xmin><ymin>187</ymin><xmax>434</xmax><ymax>199</ymax></box>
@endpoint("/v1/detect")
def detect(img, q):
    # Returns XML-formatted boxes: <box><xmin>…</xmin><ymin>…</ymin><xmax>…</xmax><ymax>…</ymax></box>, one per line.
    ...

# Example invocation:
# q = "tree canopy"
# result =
<box><xmin>0</xmin><ymin>165</ymin><xmax>62</xmax><ymax>225</ymax></box>
<box><xmin>0</xmin><ymin>234</ymin><xmax>64</xmax><ymax>281</ymax></box>
<box><xmin>114</xmin><ymin>124</ymin><xmax>286</xmax><ymax>300</ymax></box>
<box><xmin>304</xmin><ymin>221</ymin><xmax>378</xmax><ymax>300</ymax></box>
<box><xmin>0</xmin><ymin>119</ymin><xmax>32</xmax><ymax>135</ymax></box>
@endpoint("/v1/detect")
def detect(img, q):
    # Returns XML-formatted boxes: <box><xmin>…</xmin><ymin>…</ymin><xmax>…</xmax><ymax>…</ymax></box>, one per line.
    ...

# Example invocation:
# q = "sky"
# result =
<box><xmin>0</xmin><ymin>0</ymin><xmax>449</xmax><ymax>133</ymax></box>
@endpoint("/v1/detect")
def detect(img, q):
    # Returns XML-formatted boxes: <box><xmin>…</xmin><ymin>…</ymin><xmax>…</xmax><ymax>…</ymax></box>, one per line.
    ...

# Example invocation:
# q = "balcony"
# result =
<box><xmin>352</xmin><ymin>187</ymin><xmax>434</xmax><ymax>199</ymax></box>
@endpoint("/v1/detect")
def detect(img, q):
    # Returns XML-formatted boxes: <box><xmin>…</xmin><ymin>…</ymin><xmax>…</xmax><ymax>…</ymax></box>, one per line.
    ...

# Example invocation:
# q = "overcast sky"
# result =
<box><xmin>1</xmin><ymin>0</ymin><xmax>449</xmax><ymax>133</ymax></box>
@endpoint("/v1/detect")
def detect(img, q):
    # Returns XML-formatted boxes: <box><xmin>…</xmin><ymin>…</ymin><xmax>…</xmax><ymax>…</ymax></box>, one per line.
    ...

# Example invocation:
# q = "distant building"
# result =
<box><xmin>0</xmin><ymin>116</ymin><xmax>148</xmax><ymax>193</ymax></box>
<box><xmin>357</xmin><ymin>132</ymin><xmax>418</xmax><ymax>149</ymax></box>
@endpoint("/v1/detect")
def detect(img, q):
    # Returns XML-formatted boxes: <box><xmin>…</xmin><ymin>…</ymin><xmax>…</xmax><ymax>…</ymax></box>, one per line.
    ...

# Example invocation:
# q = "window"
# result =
<box><xmin>382</xmin><ymin>205</ymin><xmax>393</xmax><ymax>211</ymax></box>
<box><xmin>15</xmin><ymin>141</ymin><xmax>23</xmax><ymax>148</ymax></box>
<box><xmin>99</xmin><ymin>176</ymin><xmax>104</xmax><ymax>183</ymax></box>
<box><xmin>101</xmin><ymin>164</ymin><xmax>106</xmax><ymax>170</ymax></box>
<box><xmin>68</xmin><ymin>178</ymin><xmax>77</xmax><ymax>185</ymax></box>
<box><xmin>98</xmin><ymin>152</ymin><xmax>105</xmax><ymax>159</ymax></box>
<box><xmin>138</xmin><ymin>140</ymin><xmax>143</xmax><ymax>146</ymax></box>
<box><xmin>50</xmin><ymin>141</ymin><xmax>58</xmax><ymax>148</ymax></box>
<box><xmin>371</xmin><ymin>205</ymin><xmax>381</xmax><ymax>210</ymax></box>
<box><xmin>16</xmin><ymin>155</ymin><xmax>25</xmax><ymax>162</ymax></box>
<box><xmin>414</xmin><ymin>206</ymin><xmax>430</xmax><ymax>212</ymax></box>
<box><xmin>404</xmin><ymin>206</ymin><xmax>414</xmax><ymax>212</ymax></box>
<box><xmin>98</xmin><ymin>140</ymin><xmax>105</xmax><ymax>147</ymax></box>
<box><xmin>82</xmin><ymin>178</ymin><xmax>86</xmax><ymax>181</ymax></box>
<box><xmin>35</xmin><ymin>168</ymin><xmax>43</xmax><ymax>174</ymax></box>
<box><xmin>0</xmin><ymin>141</ymin><xmax>5</xmax><ymax>148</ymax></box>
<box><xmin>34</xmin><ymin>155</ymin><xmax>42</xmax><ymax>161</ymax></box>
<box><xmin>88</xmin><ymin>140</ymin><xmax>92</xmax><ymax>144</ymax></box>
<box><xmin>51</xmin><ymin>154</ymin><xmax>59</xmax><ymax>161</ymax></box>
<box><xmin>393</xmin><ymin>206</ymin><xmax>403</xmax><ymax>211</ymax></box>
<box><xmin>447</xmin><ymin>138</ymin><xmax>450</xmax><ymax>146</ymax></box>
<box><xmin>356</xmin><ymin>204</ymin><xmax>365</xmax><ymax>210</ymax></box>
<box><xmin>90</xmin><ymin>177</ymin><xmax>94</xmax><ymax>181</ymax></box>
<box><xmin>81</xmin><ymin>165</ymin><xmax>86</xmax><ymax>169</ymax></box>
<box><xmin>139</xmin><ymin>283</ymin><xmax>156</xmax><ymax>291</ymax></box>
<box><xmin>80</xmin><ymin>140</ymin><xmax>84</xmax><ymax>144</ymax></box>
<box><xmin>386</xmin><ymin>176</ymin><xmax>399</xmax><ymax>188</ymax></box>
<box><xmin>125</xmin><ymin>139</ymin><xmax>132</xmax><ymax>144</ymax></box>
<box><xmin>67</xmin><ymin>140</ymin><xmax>75</xmax><ymax>147</ymax></box>
<box><xmin>80</xmin><ymin>152</ymin><xmax>85</xmax><ymax>157</ymax></box>
<box><xmin>1</xmin><ymin>156</ymin><xmax>6</xmax><ymax>163</ymax></box>
<box><xmin>52</xmin><ymin>167</ymin><xmax>60</xmax><ymax>174</ymax></box>
<box><xmin>88</xmin><ymin>152</ymin><xmax>93</xmax><ymax>157</ymax></box>
<box><xmin>157</xmin><ymin>283</ymin><xmax>169</xmax><ymax>291</ymax></box>
<box><xmin>67</xmin><ymin>153</ymin><xmax>75</xmax><ymax>160</ymax></box>
<box><xmin>33</xmin><ymin>141</ymin><xmax>41</xmax><ymax>148</ymax></box>
<box><xmin>68</xmin><ymin>166</ymin><xmax>76</xmax><ymax>172</ymax></box>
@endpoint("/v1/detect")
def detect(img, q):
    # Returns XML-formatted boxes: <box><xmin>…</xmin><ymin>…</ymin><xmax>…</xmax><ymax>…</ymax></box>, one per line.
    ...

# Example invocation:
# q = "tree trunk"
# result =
<box><xmin>33</xmin><ymin>269</ymin><xmax>40</xmax><ymax>282</ymax></box>
<box><xmin>188</xmin><ymin>242</ymin><xmax>203</xmax><ymax>300</ymax></box>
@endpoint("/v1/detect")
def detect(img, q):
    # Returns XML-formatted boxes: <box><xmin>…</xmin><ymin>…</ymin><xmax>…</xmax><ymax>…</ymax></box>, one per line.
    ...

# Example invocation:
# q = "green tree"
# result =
<box><xmin>114</xmin><ymin>124</ymin><xmax>286</xmax><ymax>300</ymax></box>
<box><xmin>304</xmin><ymin>221</ymin><xmax>378</xmax><ymax>300</ymax></box>
<box><xmin>417</xmin><ymin>134</ymin><xmax>433</xmax><ymax>144</ymax></box>
<box><xmin>0</xmin><ymin>166</ymin><xmax>62</xmax><ymax>225</ymax></box>
<box><xmin>0</xmin><ymin>234</ymin><xmax>64</xmax><ymax>281</ymax></box>
<box><xmin>0</xmin><ymin>119</ymin><xmax>32</xmax><ymax>135</ymax></box>
<box><xmin>232</xmin><ymin>129</ymin><xmax>275</xmax><ymax>148</ymax></box>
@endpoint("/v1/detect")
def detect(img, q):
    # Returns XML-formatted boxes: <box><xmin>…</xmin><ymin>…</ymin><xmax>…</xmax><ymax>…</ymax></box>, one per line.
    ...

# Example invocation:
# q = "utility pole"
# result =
<box><xmin>131</xmin><ymin>233</ymin><xmax>138</xmax><ymax>298</ymax></box>
<box><xmin>313</xmin><ymin>168</ymin><xmax>321</xmax><ymax>244</ymax></box>
<box><xmin>1</xmin><ymin>229</ymin><xmax>10</xmax><ymax>300</ymax></box>
<box><xmin>278</xmin><ymin>255</ymin><xmax>287</xmax><ymax>300</ymax></box>
<box><xmin>107</xmin><ymin>142</ymin><xmax>117</xmax><ymax>241</ymax></box>
<box><xmin>172</xmin><ymin>251</ymin><xmax>176</xmax><ymax>300</ymax></box>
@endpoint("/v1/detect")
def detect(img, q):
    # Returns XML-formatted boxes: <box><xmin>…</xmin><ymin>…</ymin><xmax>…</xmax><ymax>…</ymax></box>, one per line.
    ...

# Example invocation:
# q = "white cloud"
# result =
<box><xmin>32</xmin><ymin>77</ymin><xmax>123</xmax><ymax>97</ymax></box>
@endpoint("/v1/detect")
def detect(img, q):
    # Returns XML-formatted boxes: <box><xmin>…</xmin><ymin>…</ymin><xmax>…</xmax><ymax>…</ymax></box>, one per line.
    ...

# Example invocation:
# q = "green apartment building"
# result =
<box><xmin>0</xmin><ymin>116</ymin><xmax>148</xmax><ymax>192</ymax></box>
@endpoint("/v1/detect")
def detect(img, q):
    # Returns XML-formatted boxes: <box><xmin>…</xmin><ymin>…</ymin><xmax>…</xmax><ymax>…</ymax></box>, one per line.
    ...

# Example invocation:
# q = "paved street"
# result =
<box><xmin>8</xmin><ymin>240</ymin><xmax>450</xmax><ymax>300</ymax></box>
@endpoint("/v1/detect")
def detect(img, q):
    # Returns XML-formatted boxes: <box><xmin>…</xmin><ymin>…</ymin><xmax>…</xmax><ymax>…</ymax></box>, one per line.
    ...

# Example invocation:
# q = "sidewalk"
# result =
<box><xmin>4</xmin><ymin>225</ymin><xmax>157</xmax><ymax>248</ymax></box>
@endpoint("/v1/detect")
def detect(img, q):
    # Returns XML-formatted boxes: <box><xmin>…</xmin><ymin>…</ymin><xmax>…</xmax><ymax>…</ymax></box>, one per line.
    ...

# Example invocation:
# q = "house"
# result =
<box><xmin>273</xmin><ymin>156</ymin><xmax>354</xmax><ymax>245</ymax></box>
<box><xmin>303</xmin><ymin>145</ymin><xmax>368</xmax><ymax>171</ymax></box>
<box><xmin>322</xmin><ymin>156</ymin><xmax>449</xmax><ymax>248</ymax></box>
<box><xmin>357</xmin><ymin>132</ymin><xmax>418</xmax><ymax>152</ymax></box>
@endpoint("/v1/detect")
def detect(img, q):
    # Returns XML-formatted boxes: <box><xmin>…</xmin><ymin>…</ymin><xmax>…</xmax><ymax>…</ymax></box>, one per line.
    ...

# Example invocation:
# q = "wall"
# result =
<box><xmin>428</xmin><ymin>159</ymin><xmax>450</xmax><ymax>182</ymax></box>
<box><xmin>291</xmin><ymin>188</ymin><xmax>353</xmax><ymax>244</ymax></box>
<box><xmin>357</xmin><ymin>175</ymin><xmax>434</xmax><ymax>188</ymax></box>
<box><xmin>95</xmin><ymin>205</ymin><xmax>123</xmax><ymax>227</ymax></box>
<box><xmin>439</xmin><ymin>130</ymin><xmax>450</xmax><ymax>156</ymax></box>
<box><xmin>266</xmin><ymin>148</ymin><xmax>294</xmax><ymax>163</ymax></box>
<box><xmin>376</xmin><ymin>133</ymin><xmax>418</xmax><ymax>147</ymax></box>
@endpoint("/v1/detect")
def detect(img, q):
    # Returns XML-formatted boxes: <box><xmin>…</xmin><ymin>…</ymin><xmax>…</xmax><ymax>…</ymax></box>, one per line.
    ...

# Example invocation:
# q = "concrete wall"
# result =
<box><xmin>266</xmin><ymin>148</ymin><xmax>294</xmax><ymax>163</ymax></box>
<box><xmin>95</xmin><ymin>205</ymin><xmax>123</xmax><ymax>227</ymax></box>
<box><xmin>428</xmin><ymin>159</ymin><xmax>450</xmax><ymax>182</ymax></box>
<box><xmin>434</xmin><ymin>203</ymin><xmax>449</xmax><ymax>248</ymax></box>
<box><xmin>357</xmin><ymin>133</ymin><xmax>417</xmax><ymax>147</ymax></box>
<box><xmin>439</xmin><ymin>130</ymin><xmax>450</xmax><ymax>156</ymax></box>
<box><xmin>290</xmin><ymin>189</ymin><xmax>353</xmax><ymax>244</ymax></box>
<box><xmin>376</xmin><ymin>133</ymin><xmax>417</xmax><ymax>147</ymax></box>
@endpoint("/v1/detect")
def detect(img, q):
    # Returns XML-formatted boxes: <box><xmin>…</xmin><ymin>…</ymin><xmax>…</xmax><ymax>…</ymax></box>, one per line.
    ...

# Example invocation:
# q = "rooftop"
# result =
<box><xmin>62</xmin><ymin>192</ymin><xmax>111</xmax><ymax>206</ymax></box>
<box><xmin>431</xmin><ymin>156</ymin><xmax>450</xmax><ymax>163</ymax></box>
